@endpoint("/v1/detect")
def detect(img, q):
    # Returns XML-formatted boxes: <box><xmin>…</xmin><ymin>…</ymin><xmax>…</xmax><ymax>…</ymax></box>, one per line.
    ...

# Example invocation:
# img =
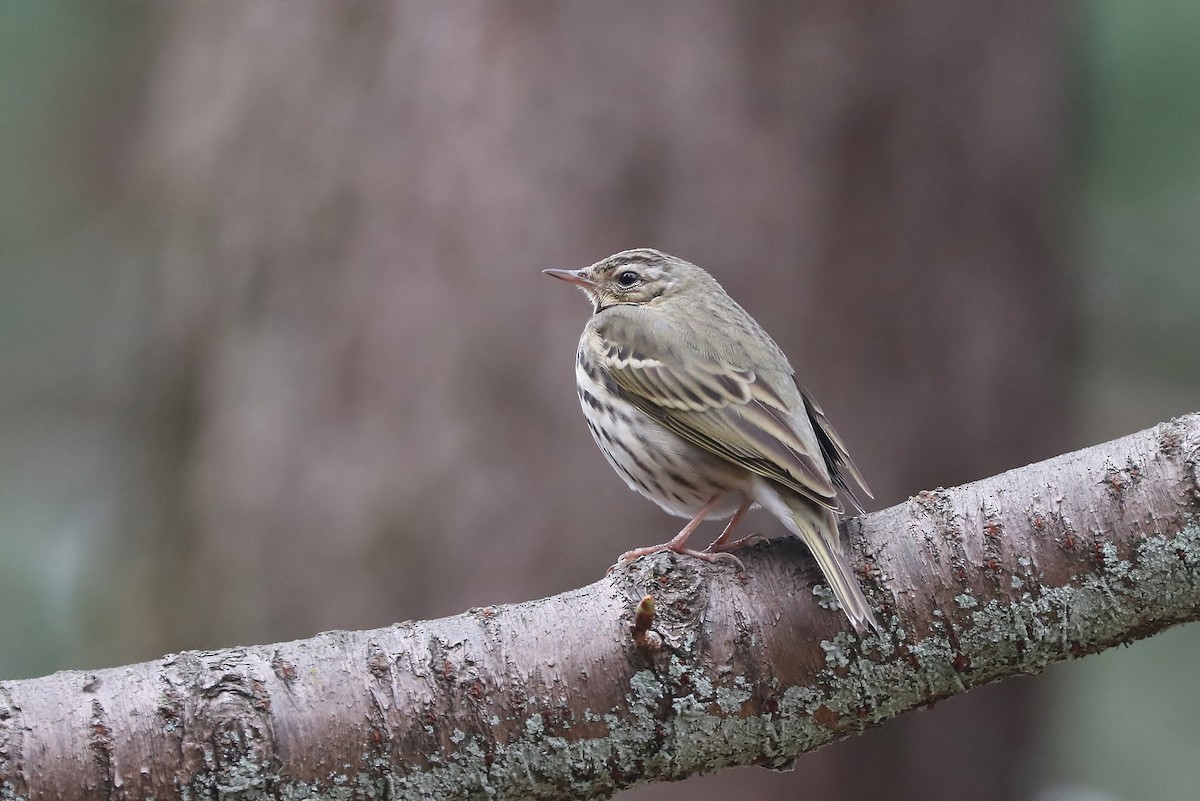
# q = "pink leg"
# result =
<box><xmin>709</xmin><ymin>531</ymin><xmax>767</xmax><ymax>553</ymax></box>
<box><xmin>704</xmin><ymin>499</ymin><xmax>754</xmax><ymax>552</ymax></box>
<box><xmin>610</xmin><ymin>494</ymin><xmax>744</xmax><ymax>571</ymax></box>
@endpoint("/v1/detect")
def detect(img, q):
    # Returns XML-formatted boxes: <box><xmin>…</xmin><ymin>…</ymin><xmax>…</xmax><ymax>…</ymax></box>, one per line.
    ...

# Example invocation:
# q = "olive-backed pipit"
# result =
<box><xmin>545</xmin><ymin>248</ymin><xmax>879</xmax><ymax>633</ymax></box>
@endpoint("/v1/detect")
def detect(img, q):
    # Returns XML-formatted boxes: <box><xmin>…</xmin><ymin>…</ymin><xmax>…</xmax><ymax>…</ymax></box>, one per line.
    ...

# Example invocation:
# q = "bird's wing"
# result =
<box><xmin>586</xmin><ymin>318</ymin><xmax>841</xmax><ymax>511</ymax></box>
<box><xmin>800</xmin><ymin>389</ymin><xmax>873</xmax><ymax>513</ymax></box>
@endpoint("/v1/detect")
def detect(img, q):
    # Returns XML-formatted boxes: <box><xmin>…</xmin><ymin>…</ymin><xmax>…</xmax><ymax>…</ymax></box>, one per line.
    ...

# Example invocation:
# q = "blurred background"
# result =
<box><xmin>2</xmin><ymin>2</ymin><xmax>1198</xmax><ymax>800</ymax></box>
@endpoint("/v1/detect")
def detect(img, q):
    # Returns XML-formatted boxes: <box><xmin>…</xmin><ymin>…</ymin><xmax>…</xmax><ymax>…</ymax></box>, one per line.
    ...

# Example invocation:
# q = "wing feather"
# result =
<box><xmin>587</xmin><ymin>320</ymin><xmax>842</xmax><ymax>510</ymax></box>
<box><xmin>802</xmin><ymin>390</ymin><xmax>873</xmax><ymax>512</ymax></box>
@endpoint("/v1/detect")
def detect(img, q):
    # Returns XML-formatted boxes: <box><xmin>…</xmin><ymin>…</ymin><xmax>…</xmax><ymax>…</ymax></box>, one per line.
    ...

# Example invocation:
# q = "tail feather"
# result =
<box><xmin>804</xmin><ymin>513</ymin><xmax>880</xmax><ymax>635</ymax></box>
<box><xmin>755</xmin><ymin>479</ymin><xmax>880</xmax><ymax>634</ymax></box>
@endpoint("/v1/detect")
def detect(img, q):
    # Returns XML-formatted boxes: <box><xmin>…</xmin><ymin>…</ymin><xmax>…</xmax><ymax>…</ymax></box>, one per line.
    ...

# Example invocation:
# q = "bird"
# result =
<box><xmin>544</xmin><ymin>248</ymin><xmax>880</xmax><ymax>634</ymax></box>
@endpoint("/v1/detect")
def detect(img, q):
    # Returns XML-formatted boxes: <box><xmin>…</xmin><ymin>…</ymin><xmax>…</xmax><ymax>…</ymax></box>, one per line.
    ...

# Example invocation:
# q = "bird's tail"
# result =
<box><xmin>761</xmin><ymin>485</ymin><xmax>880</xmax><ymax>635</ymax></box>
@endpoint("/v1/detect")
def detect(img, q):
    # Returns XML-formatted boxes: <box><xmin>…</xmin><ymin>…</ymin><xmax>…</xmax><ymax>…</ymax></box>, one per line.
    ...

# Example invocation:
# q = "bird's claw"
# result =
<box><xmin>608</xmin><ymin>545</ymin><xmax>745</xmax><ymax>574</ymax></box>
<box><xmin>697</xmin><ymin>549</ymin><xmax>746</xmax><ymax>571</ymax></box>
<box><xmin>707</xmin><ymin>532</ymin><xmax>768</xmax><ymax>553</ymax></box>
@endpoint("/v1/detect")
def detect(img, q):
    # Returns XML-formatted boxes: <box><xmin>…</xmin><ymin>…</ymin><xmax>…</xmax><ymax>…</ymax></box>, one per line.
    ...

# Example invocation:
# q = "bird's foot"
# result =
<box><xmin>706</xmin><ymin>532</ymin><xmax>768</xmax><ymax>553</ymax></box>
<box><xmin>608</xmin><ymin>543</ymin><xmax>745</xmax><ymax>573</ymax></box>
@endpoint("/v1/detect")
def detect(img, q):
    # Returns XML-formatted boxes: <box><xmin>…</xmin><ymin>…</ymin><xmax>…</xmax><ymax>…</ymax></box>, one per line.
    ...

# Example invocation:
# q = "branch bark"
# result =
<box><xmin>2</xmin><ymin>415</ymin><xmax>1198</xmax><ymax>801</ymax></box>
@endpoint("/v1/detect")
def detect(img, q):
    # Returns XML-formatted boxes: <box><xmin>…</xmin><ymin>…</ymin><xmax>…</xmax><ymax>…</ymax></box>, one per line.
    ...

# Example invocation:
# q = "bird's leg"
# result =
<box><xmin>705</xmin><ymin>499</ymin><xmax>752</xmax><ymax>550</ymax></box>
<box><xmin>704</xmin><ymin>499</ymin><xmax>767</xmax><ymax>554</ymax></box>
<box><xmin>611</xmin><ymin>494</ymin><xmax>744</xmax><ymax>571</ymax></box>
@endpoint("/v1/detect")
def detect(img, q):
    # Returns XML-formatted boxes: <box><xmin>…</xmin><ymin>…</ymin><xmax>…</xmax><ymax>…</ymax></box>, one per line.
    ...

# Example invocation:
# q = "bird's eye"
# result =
<box><xmin>616</xmin><ymin>271</ymin><xmax>640</xmax><ymax>287</ymax></box>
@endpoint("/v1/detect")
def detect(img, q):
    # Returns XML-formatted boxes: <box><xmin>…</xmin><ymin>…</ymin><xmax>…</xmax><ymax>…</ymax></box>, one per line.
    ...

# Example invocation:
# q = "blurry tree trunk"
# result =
<box><xmin>116</xmin><ymin>3</ymin><xmax>1071</xmax><ymax>801</ymax></box>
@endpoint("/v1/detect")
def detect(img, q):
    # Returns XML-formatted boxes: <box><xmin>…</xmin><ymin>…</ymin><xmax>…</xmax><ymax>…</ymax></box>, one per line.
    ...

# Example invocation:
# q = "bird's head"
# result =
<box><xmin>543</xmin><ymin>248</ymin><xmax>706</xmax><ymax>314</ymax></box>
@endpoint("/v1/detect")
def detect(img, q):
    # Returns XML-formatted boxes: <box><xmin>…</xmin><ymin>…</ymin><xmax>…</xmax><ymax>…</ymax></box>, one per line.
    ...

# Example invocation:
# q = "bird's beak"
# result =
<box><xmin>542</xmin><ymin>268</ymin><xmax>597</xmax><ymax>289</ymax></box>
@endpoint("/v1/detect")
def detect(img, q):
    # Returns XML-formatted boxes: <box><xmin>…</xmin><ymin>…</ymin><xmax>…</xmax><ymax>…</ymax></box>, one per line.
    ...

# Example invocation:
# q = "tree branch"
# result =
<box><xmin>2</xmin><ymin>415</ymin><xmax>1198</xmax><ymax>801</ymax></box>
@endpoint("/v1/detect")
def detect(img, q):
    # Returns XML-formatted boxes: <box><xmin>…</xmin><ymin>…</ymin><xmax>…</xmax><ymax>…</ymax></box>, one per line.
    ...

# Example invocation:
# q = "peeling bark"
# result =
<box><xmin>2</xmin><ymin>414</ymin><xmax>1198</xmax><ymax>801</ymax></box>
